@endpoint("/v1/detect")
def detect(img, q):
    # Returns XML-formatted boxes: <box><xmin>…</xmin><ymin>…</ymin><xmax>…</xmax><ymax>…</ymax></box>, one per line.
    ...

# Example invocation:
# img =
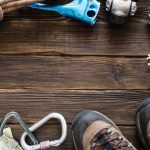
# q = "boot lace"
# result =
<box><xmin>90</xmin><ymin>128</ymin><xmax>135</xmax><ymax>150</ymax></box>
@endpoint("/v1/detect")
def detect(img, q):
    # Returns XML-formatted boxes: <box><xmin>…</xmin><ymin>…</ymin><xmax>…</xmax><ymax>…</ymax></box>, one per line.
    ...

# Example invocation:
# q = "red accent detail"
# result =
<box><xmin>40</xmin><ymin>141</ymin><xmax>50</xmax><ymax>150</ymax></box>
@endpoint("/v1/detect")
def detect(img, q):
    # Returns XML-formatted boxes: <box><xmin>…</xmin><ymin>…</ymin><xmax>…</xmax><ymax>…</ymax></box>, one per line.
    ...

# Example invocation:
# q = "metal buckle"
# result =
<box><xmin>106</xmin><ymin>0</ymin><xmax>137</xmax><ymax>24</ymax></box>
<box><xmin>0</xmin><ymin>112</ymin><xmax>38</xmax><ymax>145</ymax></box>
<box><xmin>29</xmin><ymin>0</ymin><xmax>100</xmax><ymax>25</ymax></box>
<box><xmin>20</xmin><ymin>112</ymin><xmax>67</xmax><ymax>150</ymax></box>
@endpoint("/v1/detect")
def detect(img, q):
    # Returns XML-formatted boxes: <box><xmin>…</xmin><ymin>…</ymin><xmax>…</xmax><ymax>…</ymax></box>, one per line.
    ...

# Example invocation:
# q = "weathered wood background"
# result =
<box><xmin>0</xmin><ymin>0</ymin><xmax>150</xmax><ymax>149</ymax></box>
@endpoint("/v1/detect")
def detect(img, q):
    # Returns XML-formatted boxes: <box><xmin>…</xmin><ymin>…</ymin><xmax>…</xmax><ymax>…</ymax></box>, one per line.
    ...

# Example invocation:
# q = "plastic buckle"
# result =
<box><xmin>30</xmin><ymin>0</ymin><xmax>100</xmax><ymax>25</ymax></box>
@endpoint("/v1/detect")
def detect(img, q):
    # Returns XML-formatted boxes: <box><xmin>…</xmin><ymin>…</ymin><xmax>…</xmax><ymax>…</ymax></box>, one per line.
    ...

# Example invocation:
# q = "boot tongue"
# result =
<box><xmin>90</xmin><ymin>128</ymin><xmax>135</xmax><ymax>150</ymax></box>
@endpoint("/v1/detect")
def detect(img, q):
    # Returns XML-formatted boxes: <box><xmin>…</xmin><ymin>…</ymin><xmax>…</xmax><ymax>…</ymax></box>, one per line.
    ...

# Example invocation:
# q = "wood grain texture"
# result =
<box><xmin>0</xmin><ymin>20</ymin><xmax>149</xmax><ymax>56</ymax></box>
<box><xmin>0</xmin><ymin>90</ymin><xmax>149</xmax><ymax>125</ymax></box>
<box><xmin>0</xmin><ymin>1</ymin><xmax>149</xmax><ymax>56</ymax></box>
<box><xmin>0</xmin><ymin>56</ymin><xmax>149</xmax><ymax>90</ymax></box>
<box><xmin>0</xmin><ymin>0</ymin><xmax>149</xmax><ymax>148</ymax></box>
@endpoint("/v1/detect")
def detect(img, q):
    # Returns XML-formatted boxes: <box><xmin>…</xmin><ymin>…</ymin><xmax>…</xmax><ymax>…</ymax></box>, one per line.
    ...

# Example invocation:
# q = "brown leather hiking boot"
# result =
<box><xmin>72</xmin><ymin>110</ymin><xmax>136</xmax><ymax>150</ymax></box>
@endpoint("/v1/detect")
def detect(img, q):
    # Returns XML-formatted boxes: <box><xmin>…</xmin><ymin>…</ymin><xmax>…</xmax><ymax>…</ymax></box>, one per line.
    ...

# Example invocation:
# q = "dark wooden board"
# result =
<box><xmin>0</xmin><ymin>0</ymin><xmax>149</xmax><ymax>149</ymax></box>
<box><xmin>1</xmin><ymin>90</ymin><xmax>146</xmax><ymax>149</ymax></box>
<box><xmin>0</xmin><ymin>20</ymin><xmax>149</xmax><ymax>56</ymax></box>
<box><xmin>0</xmin><ymin>56</ymin><xmax>149</xmax><ymax>90</ymax></box>
<box><xmin>0</xmin><ymin>90</ymin><xmax>149</xmax><ymax>125</ymax></box>
<box><xmin>0</xmin><ymin>0</ymin><xmax>149</xmax><ymax>56</ymax></box>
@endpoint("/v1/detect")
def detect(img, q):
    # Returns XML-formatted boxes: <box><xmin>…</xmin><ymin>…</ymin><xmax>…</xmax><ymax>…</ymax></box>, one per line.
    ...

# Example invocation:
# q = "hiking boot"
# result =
<box><xmin>72</xmin><ymin>110</ymin><xmax>136</xmax><ymax>150</ymax></box>
<box><xmin>136</xmin><ymin>98</ymin><xmax>150</xmax><ymax>150</ymax></box>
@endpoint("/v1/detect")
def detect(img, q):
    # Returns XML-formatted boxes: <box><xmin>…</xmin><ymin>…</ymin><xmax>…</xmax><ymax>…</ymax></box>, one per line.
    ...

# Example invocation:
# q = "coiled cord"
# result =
<box><xmin>0</xmin><ymin>0</ymin><xmax>42</xmax><ymax>21</ymax></box>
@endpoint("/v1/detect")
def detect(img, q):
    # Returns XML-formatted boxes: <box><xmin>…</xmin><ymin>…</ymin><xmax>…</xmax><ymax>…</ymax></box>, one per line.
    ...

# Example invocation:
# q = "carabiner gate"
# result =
<box><xmin>20</xmin><ymin>113</ymin><xmax>67</xmax><ymax>150</ymax></box>
<box><xmin>0</xmin><ymin>112</ymin><xmax>38</xmax><ymax>145</ymax></box>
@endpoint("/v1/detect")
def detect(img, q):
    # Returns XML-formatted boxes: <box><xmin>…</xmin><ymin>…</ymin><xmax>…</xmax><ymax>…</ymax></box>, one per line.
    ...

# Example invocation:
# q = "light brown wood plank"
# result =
<box><xmin>0</xmin><ymin>56</ymin><xmax>149</xmax><ymax>89</ymax></box>
<box><xmin>0</xmin><ymin>90</ymin><xmax>149</xmax><ymax>125</ymax></box>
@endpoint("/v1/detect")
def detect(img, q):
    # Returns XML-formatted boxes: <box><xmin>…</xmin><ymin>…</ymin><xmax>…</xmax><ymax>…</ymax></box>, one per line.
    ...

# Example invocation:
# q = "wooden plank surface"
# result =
<box><xmin>0</xmin><ymin>56</ymin><xmax>149</xmax><ymax>90</ymax></box>
<box><xmin>0</xmin><ymin>0</ymin><xmax>149</xmax><ymax>149</ymax></box>
<box><xmin>0</xmin><ymin>90</ymin><xmax>149</xmax><ymax>125</ymax></box>
<box><xmin>0</xmin><ymin>20</ymin><xmax>149</xmax><ymax>56</ymax></box>
<box><xmin>0</xmin><ymin>90</ymin><xmax>148</xmax><ymax>149</ymax></box>
<box><xmin>0</xmin><ymin>1</ymin><xmax>149</xmax><ymax>56</ymax></box>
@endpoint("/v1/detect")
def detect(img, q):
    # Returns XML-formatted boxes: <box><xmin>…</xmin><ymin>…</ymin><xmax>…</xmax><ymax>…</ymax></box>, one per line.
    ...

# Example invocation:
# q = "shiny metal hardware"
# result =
<box><xmin>0</xmin><ymin>112</ymin><xmax>38</xmax><ymax>145</ymax></box>
<box><xmin>147</xmin><ymin>54</ymin><xmax>150</xmax><ymax>66</ymax></box>
<box><xmin>29</xmin><ymin>0</ymin><xmax>100</xmax><ymax>25</ymax></box>
<box><xmin>106</xmin><ymin>0</ymin><xmax>137</xmax><ymax>24</ymax></box>
<box><xmin>20</xmin><ymin>112</ymin><xmax>67</xmax><ymax>150</ymax></box>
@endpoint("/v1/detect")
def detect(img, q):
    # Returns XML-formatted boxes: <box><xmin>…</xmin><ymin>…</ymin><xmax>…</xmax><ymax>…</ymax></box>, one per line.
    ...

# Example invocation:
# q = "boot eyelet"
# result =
<box><xmin>107</xmin><ymin>128</ymin><xmax>112</xmax><ymax>133</ymax></box>
<box><xmin>128</xmin><ymin>143</ymin><xmax>132</xmax><ymax>148</ymax></box>
<box><xmin>118</xmin><ymin>136</ymin><xmax>123</xmax><ymax>140</ymax></box>
<box><xmin>90</xmin><ymin>142</ymin><xmax>96</xmax><ymax>149</ymax></box>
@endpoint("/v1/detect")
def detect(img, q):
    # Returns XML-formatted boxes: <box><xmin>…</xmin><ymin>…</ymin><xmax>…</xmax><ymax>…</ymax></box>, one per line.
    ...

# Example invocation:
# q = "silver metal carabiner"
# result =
<box><xmin>20</xmin><ymin>113</ymin><xmax>67</xmax><ymax>150</ymax></box>
<box><xmin>0</xmin><ymin>112</ymin><xmax>38</xmax><ymax>145</ymax></box>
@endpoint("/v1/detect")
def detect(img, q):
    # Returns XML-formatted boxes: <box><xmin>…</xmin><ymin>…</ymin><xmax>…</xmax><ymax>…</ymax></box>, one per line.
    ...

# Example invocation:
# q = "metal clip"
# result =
<box><xmin>0</xmin><ymin>112</ymin><xmax>38</xmax><ymax>145</ymax></box>
<box><xmin>29</xmin><ymin>0</ymin><xmax>100</xmax><ymax>25</ymax></box>
<box><xmin>106</xmin><ymin>0</ymin><xmax>137</xmax><ymax>24</ymax></box>
<box><xmin>20</xmin><ymin>113</ymin><xmax>67</xmax><ymax>150</ymax></box>
<box><xmin>147</xmin><ymin>54</ymin><xmax>150</xmax><ymax>66</ymax></box>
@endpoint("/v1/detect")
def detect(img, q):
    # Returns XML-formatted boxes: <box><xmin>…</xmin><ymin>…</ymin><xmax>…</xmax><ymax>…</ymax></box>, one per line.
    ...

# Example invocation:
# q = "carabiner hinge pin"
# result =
<box><xmin>40</xmin><ymin>140</ymin><xmax>51</xmax><ymax>150</ymax></box>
